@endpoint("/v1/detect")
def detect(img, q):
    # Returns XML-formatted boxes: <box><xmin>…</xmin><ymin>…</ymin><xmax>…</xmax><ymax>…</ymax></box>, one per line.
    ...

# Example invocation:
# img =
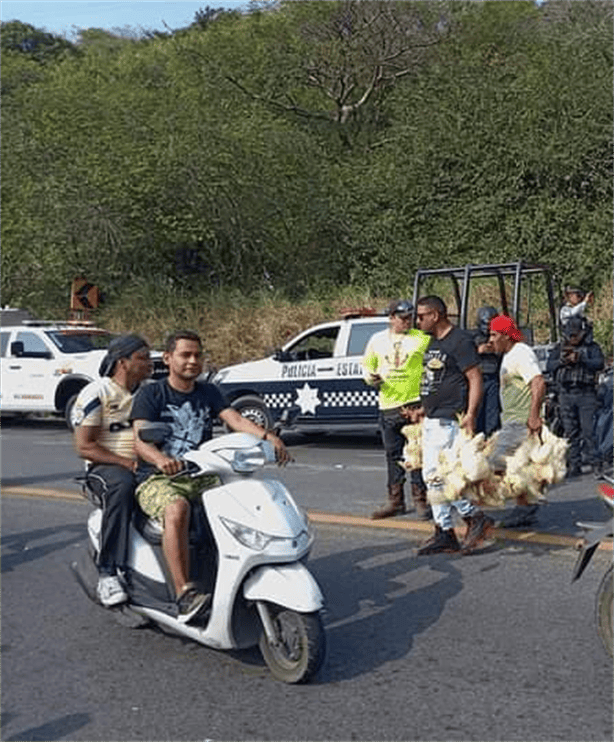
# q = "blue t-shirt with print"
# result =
<box><xmin>131</xmin><ymin>378</ymin><xmax>229</xmax><ymax>482</ymax></box>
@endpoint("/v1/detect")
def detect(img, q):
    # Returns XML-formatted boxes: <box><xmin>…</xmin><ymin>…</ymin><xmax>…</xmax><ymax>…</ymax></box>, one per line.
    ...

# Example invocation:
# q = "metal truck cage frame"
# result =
<box><xmin>411</xmin><ymin>261</ymin><xmax>560</xmax><ymax>344</ymax></box>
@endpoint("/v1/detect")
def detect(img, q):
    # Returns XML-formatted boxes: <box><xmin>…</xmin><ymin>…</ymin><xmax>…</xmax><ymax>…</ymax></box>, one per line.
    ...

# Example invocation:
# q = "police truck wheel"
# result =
<box><xmin>231</xmin><ymin>396</ymin><xmax>273</xmax><ymax>430</ymax></box>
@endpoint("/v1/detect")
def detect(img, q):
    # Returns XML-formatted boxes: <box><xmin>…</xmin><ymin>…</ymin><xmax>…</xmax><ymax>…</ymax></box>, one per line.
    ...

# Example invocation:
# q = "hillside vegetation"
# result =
<box><xmin>2</xmin><ymin>1</ymin><xmax>612</xmax><ymax>361</ymax></box>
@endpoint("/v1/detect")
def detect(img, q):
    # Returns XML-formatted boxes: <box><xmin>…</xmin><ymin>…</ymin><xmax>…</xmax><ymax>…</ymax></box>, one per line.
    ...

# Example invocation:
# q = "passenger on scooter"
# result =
<box><xmin>131</xmin><ymin>330</ymin><xmax>291</xmax><ymax>624</ymax></box>
<box><xmin>73</xmin><ymin>334</ymin><xmax>153</xmax><ymax>607</ymax></box>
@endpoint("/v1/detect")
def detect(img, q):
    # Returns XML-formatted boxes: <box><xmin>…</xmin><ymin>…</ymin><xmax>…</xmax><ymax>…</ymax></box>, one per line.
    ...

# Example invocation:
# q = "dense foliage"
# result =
<box><xmin>2</xmin><ymin>1</ymin><xmax>612</xmax><ymax>317</ymax></box>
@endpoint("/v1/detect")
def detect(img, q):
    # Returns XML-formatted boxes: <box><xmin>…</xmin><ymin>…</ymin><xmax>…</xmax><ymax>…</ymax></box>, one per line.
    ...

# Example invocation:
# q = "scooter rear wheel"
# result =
<box><xmin>259</xmin><ymin>605</ymin><xmax>326</xmax><ymax>684</ymax></box>
<box><xmin>596</xmin><ymin>565</ymin><xmax>613</xmax><ymax>657</ymax></box>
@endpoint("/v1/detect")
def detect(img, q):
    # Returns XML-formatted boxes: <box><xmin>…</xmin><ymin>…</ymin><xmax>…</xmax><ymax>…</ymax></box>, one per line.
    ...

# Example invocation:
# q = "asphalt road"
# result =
<box><xmin>1</xmin><ymin>415</ymin><xmax>610</xmax><ymax>532</ymax></box>
<box><xmin>1</xmin><ymin>416</ymin><xmax>613</xmax><ymax>741</ymax></box>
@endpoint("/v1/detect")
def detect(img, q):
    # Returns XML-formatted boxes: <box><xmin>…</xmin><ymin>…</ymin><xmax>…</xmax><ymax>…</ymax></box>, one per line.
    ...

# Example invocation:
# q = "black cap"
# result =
<box><xmin>99</xmin><ymin>334</ymin><xmax>148</xmax><ymax>377</ymax></box>
<box><xmin>388</xmin><ymin>299</ymin><xmax>414</xmax><ymax>318</ymax></box>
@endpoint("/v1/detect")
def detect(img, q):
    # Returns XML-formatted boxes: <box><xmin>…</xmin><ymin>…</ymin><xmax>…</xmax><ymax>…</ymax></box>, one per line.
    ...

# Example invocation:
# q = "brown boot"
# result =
<box><xmin>461</xmin><ymin>511</ymin><xmax>495</xmax><ymax>554</ymax></box>
<box><xmin>371</xmin><ymin>483</ymin><xmax>407</xmax><ymax>519</ymax></box>
<box><xmin>411</xmin><ymin>482</ymin><xmax>433</xmax><ymax>521</ymax></box>
<box><xmin>416</xmin><ymin>525</ymin><xmax>460</xmax><ymax>555</ymax></box>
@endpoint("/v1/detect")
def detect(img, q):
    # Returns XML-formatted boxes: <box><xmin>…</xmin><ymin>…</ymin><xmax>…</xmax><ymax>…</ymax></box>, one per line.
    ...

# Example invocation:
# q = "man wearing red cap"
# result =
<box><xmin>489</xmin><ymin>315</ymin><xmax>547</xmax><ymax>527</ymax></box>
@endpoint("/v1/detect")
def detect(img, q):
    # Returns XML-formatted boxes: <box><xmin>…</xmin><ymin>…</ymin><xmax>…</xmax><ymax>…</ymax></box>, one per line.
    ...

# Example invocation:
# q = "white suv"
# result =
<box><xmin>211</xmin><ymin>312</ymin><xmax>389</xmax><ymax>432</ymax></box>
<box><xmin>1</xmin><ymin>320</ymin><xmax>118</xmax><ymax>426</ymax></box>
<box><xmin>0</xmin><ymin>320</ymin><xmax>164</xmax><ymax>427</ymax></box>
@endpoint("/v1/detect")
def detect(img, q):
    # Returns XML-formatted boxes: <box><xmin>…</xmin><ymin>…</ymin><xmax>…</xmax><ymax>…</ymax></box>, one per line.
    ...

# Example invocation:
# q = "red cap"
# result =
<box><xmin>489</xmin><ymin>315</ymin><xmax>524</xmax><ymax>342</ymax></box>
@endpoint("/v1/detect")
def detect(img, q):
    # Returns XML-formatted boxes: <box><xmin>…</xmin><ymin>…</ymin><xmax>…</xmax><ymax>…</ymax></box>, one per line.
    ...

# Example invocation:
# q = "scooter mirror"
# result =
<box><xmin>138</xmin><ymin>422</ymin><xmax>172</xmax><ymax>445</ymax></box>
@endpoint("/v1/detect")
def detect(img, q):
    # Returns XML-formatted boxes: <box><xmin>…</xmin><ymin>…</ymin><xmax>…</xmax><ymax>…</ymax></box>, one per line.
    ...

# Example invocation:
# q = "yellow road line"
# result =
<box><xmin>3</xmin><ymin>486</ymin><xmax>612</xmax><ymax>552</ymax></box>
<box><xmin>304</xmin><ymin>511</ymin><xmax>613</xmax><ymax>551</ymax></box>
<box><xmin>2</xmin><ymin>486</ymin><xmax>83</xmax><ymax>502</ymax></box>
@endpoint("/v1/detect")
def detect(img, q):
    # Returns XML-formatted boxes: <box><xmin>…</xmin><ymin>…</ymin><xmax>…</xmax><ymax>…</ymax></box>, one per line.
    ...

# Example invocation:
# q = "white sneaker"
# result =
<box><xmin>96</xmin><ymin>574</ymin><xmax>128</xmax><ymax>607</ymax></box>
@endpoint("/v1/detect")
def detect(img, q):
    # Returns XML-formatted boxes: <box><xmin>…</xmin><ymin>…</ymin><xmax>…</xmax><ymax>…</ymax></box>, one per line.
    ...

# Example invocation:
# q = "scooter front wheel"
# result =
<box><xmin>258</xmin><ymin>604</ymin><xmax>326</xmax><ymax>684</ymax></box>
<box><xmin>596</xmin><ymin>565</ymin><xmax>613</xmax><ymax>657</ymax></box>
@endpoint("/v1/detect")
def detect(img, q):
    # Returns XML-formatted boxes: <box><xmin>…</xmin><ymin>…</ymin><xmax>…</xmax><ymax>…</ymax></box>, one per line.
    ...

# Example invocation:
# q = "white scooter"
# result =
<box><xmin>70</xmin><ymin>421</ymin><xmax>327</xmax><ymax>683</ymax></box>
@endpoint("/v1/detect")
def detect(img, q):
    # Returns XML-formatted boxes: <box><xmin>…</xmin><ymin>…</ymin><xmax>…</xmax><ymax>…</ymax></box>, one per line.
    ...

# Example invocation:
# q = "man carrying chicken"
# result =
<box><xmin>414</xmin><ymin>295</ymin><xmax>494</xmax><ymax>555</ymax></box>
<box><xmin>488</xmin><ymin>315</ymin><xmax>547</xmax><ymax>528</ymax></box>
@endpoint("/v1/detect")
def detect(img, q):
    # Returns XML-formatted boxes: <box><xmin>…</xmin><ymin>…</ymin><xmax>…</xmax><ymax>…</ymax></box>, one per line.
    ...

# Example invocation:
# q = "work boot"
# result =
<box><xmin>461</xmin><ymin>511</ymin><xmax>495</xmax><ymax>554</ymax></box>
<box><xmin>416</xmin><ymin>525</ymin><xmax>461</xmax><ymax>555</ymax></box>
<box><xmin>371</xmin><ymin>483</ymin><xmax>407</xmax><ymax>519</ymax></box>
<box><xmin>411</xmin><ymin>482</ymin><xmax>432</xmax><ymax>521</ymax></box>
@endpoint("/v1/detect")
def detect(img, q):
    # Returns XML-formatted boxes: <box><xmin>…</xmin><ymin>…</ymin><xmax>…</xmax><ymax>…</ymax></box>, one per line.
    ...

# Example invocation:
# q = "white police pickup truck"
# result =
<box><xmin>0</xmin><ymin>318</ymin><xmax>165</xmax><ymax>428</ymax></box>
<box><xmin>211</xmin><ymin>312</ymin><xmax>390</xmax><ymax>432</ymax></box>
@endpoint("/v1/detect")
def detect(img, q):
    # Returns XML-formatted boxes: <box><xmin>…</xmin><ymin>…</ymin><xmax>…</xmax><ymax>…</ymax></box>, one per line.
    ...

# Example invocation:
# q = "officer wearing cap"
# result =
<box><xmin>73</xmin><ymin>334</ymin><xmax>153</xmax><ymax>607</ymax></box>
<box><xmin>362</xmin><ymin>299</ymin><xmax>431</xmax><ymax>519</ymax></box>
<box><xmin>560</xmin><ymin>285</ymin><xmax>593</xmax><ymax>325</ymax></box>
<box><xmin>547</xmin><ymin>316</ymin><xmax>604</xmax><ymax>477</ymax></box>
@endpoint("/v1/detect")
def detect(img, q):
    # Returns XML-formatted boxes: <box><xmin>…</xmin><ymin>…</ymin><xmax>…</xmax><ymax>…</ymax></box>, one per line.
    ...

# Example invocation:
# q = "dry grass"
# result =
<box><xmin>96</xmin><ymin>278</ymin><xmax>613</xmax><ymax>369</ymax></box>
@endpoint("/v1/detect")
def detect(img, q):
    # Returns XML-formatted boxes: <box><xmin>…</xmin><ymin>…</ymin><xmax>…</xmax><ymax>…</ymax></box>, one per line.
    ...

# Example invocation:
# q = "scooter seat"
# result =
<box><xmin>133</xmin><ymin>508</ymin><xmax>163</xmax><ymax>545</ymax></box>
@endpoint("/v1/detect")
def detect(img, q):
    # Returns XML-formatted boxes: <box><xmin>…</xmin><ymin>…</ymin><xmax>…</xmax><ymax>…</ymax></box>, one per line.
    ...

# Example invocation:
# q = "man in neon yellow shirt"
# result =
<box><xmin>362</xmin><ymin>300</ymin><xmax>431</xmax><ymax>519</ymax></box>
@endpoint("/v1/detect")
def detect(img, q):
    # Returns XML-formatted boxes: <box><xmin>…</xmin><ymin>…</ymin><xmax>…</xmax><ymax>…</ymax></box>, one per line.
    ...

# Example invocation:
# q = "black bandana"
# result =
<box><xmin>99</xmin><ymin>334</ymin><xmax>148</xmax><ymax>377</ymax></box>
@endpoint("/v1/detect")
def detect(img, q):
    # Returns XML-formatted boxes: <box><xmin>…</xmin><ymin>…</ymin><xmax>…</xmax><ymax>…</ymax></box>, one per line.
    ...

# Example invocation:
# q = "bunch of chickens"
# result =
<box><xmin>401</xmin><ymin>422</ymin><xmax>568</xmax><ymax>507</ymax></box>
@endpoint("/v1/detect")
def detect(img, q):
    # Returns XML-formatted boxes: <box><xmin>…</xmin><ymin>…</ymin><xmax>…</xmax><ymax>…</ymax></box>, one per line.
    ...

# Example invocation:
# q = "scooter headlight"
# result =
<box><xmin>220</xmin><ymin>517</ymin><xmax>277</xmax><ymax>550</ymax></box>
<box><xmin>220</xmin><ymin>516</ymin><xmax>309</xmax><ymax>552</ymax></box>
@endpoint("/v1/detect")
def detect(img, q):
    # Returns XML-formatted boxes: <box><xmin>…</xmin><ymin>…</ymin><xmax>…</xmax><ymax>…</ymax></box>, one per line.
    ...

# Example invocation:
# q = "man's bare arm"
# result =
<box><xmin>74</xmin><ymin>424</ymin><xmax>135</xmax><ymax>471</ymax></box>
<box><xmin>132</xmin><ymin>419</ymin><xmax>184</xmax><ymax>475</ymax></box>
<box><xmin>528</xmin><ymin>374</ymin><xmax>546</xmax><ymax>434</ymax></box>
<box><xmin>461</xmin><ymin>364</ymin><xmax>483</xmax><ymax>435</ymax></box>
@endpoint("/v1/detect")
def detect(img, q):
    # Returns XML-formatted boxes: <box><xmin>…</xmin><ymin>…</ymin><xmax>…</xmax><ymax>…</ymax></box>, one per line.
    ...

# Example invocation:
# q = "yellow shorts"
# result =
<box><xmin>136</xmin><ymin>473</ymin><xmax>220</xmax><ymax>523</ymax></box>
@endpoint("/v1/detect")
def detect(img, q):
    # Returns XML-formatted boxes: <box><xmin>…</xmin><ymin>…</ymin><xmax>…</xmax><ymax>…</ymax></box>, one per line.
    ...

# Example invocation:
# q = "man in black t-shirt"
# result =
<box><xmin>415</xmin><ymin>296</ymin><xmax>494</xmax><ymax>555</ymax></box>
<box><xmin>131</xmin><ymin>330</ymin><xmax>290</xmax><ymax>623</ymax></box>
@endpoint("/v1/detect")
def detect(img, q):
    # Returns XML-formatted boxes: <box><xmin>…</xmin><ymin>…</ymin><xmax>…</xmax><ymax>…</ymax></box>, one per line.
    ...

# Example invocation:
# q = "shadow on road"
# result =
<box><xmin>3</xmin><ymin>712</ymin><xmax>91</xmax><ymax>741</ymax></box>
<box><xmin>1</xmin><ymin>523</ymin><xmax>85</xmax><ymax>573</ymax></box>
<box><xmin>0</xmin><ymin>415</ymin><xmax>67</xmax><ymax>430</ymax></box>
<box><xmin>311</xmin><ymin>539</ymin><xmax>464</xmax><ymax>682</ymax></box>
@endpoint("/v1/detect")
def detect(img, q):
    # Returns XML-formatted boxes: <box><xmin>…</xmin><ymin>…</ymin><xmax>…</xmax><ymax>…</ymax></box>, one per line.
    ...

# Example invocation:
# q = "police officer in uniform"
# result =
<box><xmin>472</xmin><ymin>306</ymin><xmax>501</xmax><ymax>437</ymax></box>
<box><xmin>547</xmin><ymin>317</ymin><xmax>604</xmax><ymax>477</ymax></box>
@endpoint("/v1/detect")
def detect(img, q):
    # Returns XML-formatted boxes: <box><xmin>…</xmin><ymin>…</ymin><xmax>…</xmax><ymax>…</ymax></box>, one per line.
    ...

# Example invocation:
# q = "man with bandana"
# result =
<box><xmin>73</xmin><ymin>334</ymin><xmax>153</xmax><ymax>607</ymax></box>
<box><xmin>488</xmin><ymin>315</ymin><xmax>547</xmax><ymax>527</ymax></box>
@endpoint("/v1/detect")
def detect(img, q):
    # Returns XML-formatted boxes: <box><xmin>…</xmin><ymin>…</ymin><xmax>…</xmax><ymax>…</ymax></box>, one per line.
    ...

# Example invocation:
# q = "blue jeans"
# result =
<box><xmin>422</xmin><ymin>417</ymin><xmax>477</xmax><ymax>530</ymax></box>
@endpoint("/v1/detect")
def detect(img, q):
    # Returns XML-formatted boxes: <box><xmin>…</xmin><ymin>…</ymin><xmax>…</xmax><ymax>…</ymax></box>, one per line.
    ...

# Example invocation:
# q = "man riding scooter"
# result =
<box><xmin>73</xmin><ymin>334</ymin><xmax>153</xmax><ymax>607</ymax></box>
<box><xmin>131</xmin><ymin>330</ymin><xmax>291</xmax><ymax>624</ymax></box>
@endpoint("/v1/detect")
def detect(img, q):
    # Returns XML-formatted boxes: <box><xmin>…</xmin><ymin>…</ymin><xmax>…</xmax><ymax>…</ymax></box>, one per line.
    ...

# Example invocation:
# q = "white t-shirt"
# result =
<box><xmin>499</xmin><ymin>342</ymin><xmax>542</xmax><ymax>424</ymax></box>
<box><xmin>73</xmin><ymin>377</ymin><xmax>135</xmax><ymax>460</ymax></box>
